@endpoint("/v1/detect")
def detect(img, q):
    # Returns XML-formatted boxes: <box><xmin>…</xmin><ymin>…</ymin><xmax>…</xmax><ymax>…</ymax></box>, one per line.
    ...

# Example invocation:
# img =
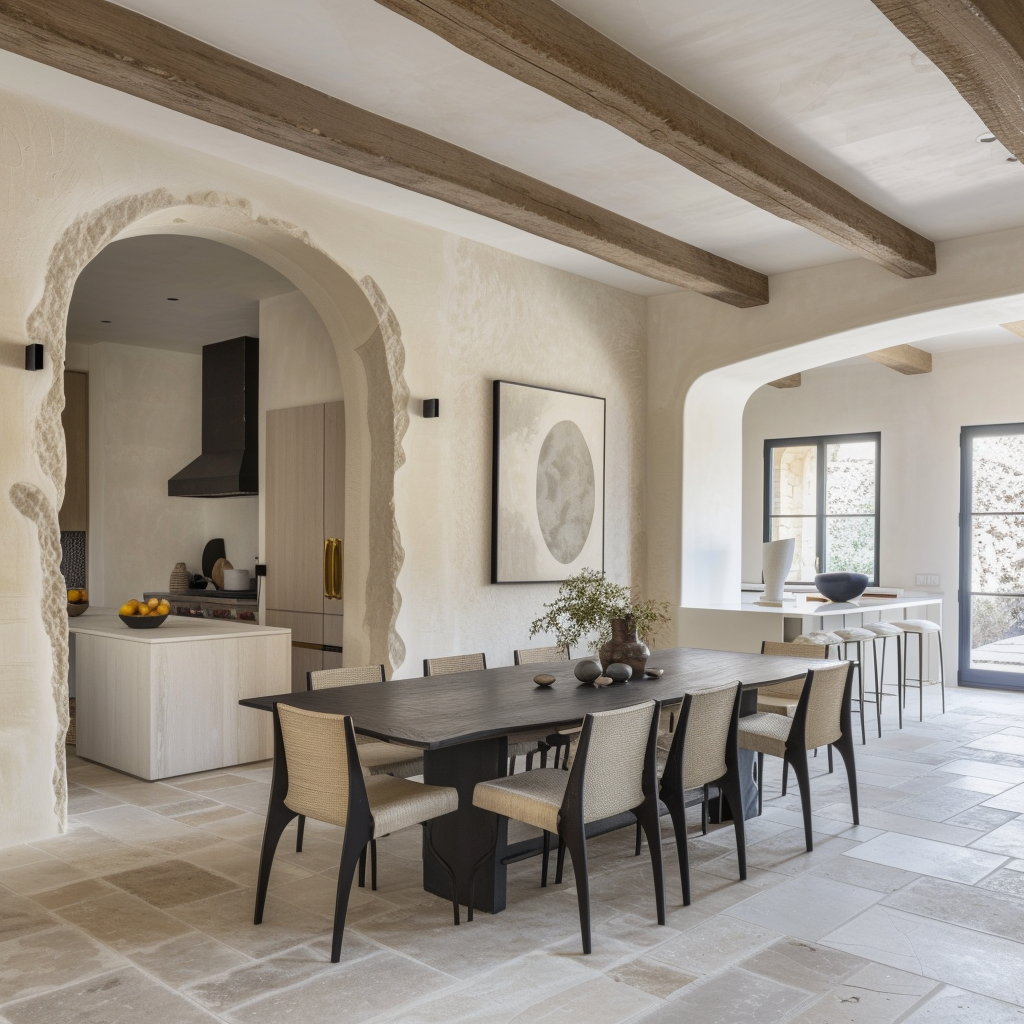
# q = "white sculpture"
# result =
<box><xmin>759</xmin><ymin>538</ymin><xmax>796</xmax><ymax>606</ymax></box>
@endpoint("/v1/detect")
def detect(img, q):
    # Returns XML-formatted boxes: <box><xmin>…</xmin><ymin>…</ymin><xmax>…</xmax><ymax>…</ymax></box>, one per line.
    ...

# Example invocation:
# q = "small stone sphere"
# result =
<box><xmin>604</xmin><ymin>662</ymin><xmax>632</xmax><ymax>683</ymax></box>
<box><xmin>533</xmin><ymin>674</ymin><xmax>556</xmax><ymax>687</ymax></box>
<box><xmin>573</xmin><ymin>660</ymin><xmax>602</xmax><ymax>682</ymax></box>
<box><xmin>593</xmin><ymin>676</ymin><xmax>614</xmax><ymax>687</ymax></box>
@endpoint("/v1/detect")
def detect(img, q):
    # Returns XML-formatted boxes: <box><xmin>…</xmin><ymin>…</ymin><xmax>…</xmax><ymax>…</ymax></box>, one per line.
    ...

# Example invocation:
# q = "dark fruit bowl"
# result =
<box><xmin>814</xmin><ymin>572</ymin><xmax>869</xmax><ymax>603</ymax></box>
<box><xmin>119</xmin><ymin>613</ymin><xmax>169</xmax><ymax>629</ymax></box>
<box><xmin>67</xmin><ymin>600</ymin><xmax>89</xmax><ymax>617</ymax></box>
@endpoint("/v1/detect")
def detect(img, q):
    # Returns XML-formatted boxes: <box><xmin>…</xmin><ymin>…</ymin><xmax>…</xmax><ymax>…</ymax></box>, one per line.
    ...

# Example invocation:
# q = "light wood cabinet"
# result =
<box><xmin>59</xmin><ymin>371</ymin><xmax>89</xmax><ymax>532</ymax></box>
<box><xmin>265</xmin><ymin>401</ymin><xmax>345</xmax><ymax>690</ymax></box>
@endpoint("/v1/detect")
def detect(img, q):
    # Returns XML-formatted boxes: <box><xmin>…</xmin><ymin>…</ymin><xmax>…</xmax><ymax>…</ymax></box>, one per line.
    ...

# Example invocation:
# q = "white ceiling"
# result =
<box><xmin>820</xmin><ymin>325</ymin><xmax>1023</xmax><ymax>369</ymax></box>
<box><xmin>4</xmin><ymin>0</ymin><xmax>1023</xmax><ymax>298</ymax></box>
<box><xmin>67</xmin><ymin>235</ymin><xmax>294</xmax><ymax>351</ymax></box>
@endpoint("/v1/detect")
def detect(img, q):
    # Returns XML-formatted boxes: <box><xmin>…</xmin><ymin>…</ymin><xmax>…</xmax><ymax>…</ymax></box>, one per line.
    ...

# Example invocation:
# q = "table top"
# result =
<box><xmin>683</xmin><ymin>592</ymin><xmax>943</xmax><ymax>617</ymax></box>
<box><xmin>69</xmin><ymin>609</ymin><xmax>290</xmax><ymax>644</ymax></box>
<box><xmin>239</xmin><ymin>646</ymin><xmax>833</xmax><ymax>750</ymax></box>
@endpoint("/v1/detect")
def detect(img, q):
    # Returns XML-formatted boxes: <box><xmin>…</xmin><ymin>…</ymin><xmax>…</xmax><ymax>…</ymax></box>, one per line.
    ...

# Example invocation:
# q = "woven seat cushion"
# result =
<box><xmin>834</xmin><ymin>627</ymin><xmax>874</xmax><ymax>641</ymax></box>
<box><xmin>893</xmin><ymin>619</ymin><xmax>940</xmax><ymax>633</ymax></box>
<box><xmin>473</xmin><ymin>768</ymin><xmax>568</xmax><ymax>833</ymax></box>
<box><xmin>365</xmin><ymin>775</ymin><xmax>458</xmax><ymax>838</ymax></box>
<box><xmin>357</xmin><ymin>741</ymin><xmax>424</xmax><ymax>778</ymax></box>
<box><xmin>864</xmin><ymin>622</ymin><xmax>902</xmax><ymax>636</ymax></box>
<box><xmin>795</xmin><ymin>631</ymin><xmax>843</xmax><ymax>646</ymax></box>
<box><xmin>737</xmin><ymin>712</ymin><xmax>792</xmax><ymax>758</ymax></box>
<box><xmin>757</xmin><ymin>694</ymin><xmax>798</xmax><ymax>717</ymax></box>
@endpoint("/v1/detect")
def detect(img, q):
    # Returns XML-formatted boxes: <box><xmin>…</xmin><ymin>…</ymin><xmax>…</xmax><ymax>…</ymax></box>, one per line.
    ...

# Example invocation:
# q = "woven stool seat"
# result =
<box><xmin>864</xmin><ymin>621</ymin><xmax>902</xmax><ymax>636</ymax></box>
<box><xmin>795</xmin><ymin>631</ymin><xmax>843</xmax><ymax>646</ymax></box>
<box><xmin>894</xmin><ymin>619</ymin><xmax>941</xmax><ymax>633</ymax></box>
<box><xmin>835</xmin><ymin>627</ymin><xmax>874</xmax><ymax>641</ymax></box>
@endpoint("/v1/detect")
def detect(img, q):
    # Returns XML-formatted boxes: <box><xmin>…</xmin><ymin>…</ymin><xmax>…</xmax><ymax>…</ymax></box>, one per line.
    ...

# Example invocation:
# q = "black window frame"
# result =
<box><xmin>762</xmin><ymin>432</ymin><xmax>881</xmax><ymax>586</ymax></box>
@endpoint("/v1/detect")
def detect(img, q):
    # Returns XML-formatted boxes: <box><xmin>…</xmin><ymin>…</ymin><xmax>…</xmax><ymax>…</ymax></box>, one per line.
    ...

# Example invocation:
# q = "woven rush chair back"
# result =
<box><xmin>308</xmin><ymin>664</ymin><xmax>385</xmax><ymax>690</ymax></box>
<box><xmin>679</xmin><ymin>683</ymin><xmax>740</xmax><ymax>789</ymax></box>
<box><xmin>797</xmin><ymin>662</ymin><xmax>851</xmax><ymax>750</ymax></box>
<box><xmin>514</xmin><ymin>645</ymin><xmax>570</xmax><ymax>666</ymax></box>
<box><xmin>760</xmin><ymin>641</ymin><xmax>827</xmax><ymax>700</ymax></box>
<box><xmin>569</xmin><ymin>701</ymin><xmax>658</xmax><ymax>823</ymax></box>
<box><xmin>278</xmin><ymin>704</ymin><xmax>361</xmax><ymax>828</ymax></box>
<box><xmin>424</xmin><ymin>653</ymin><xmax>486</xmax><ymax>676</ymax></box>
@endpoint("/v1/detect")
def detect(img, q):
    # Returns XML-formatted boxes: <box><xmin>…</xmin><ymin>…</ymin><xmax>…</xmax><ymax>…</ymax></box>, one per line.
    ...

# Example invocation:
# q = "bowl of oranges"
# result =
<box><xmin>119</xmin><ymin>597</ymin><xmax>171</xmax><ymax>629</ymax></box>
<box><xmin>67</xmin><ymin>589</ymin><xmax>89</xmax><ymax>617</ymax></box>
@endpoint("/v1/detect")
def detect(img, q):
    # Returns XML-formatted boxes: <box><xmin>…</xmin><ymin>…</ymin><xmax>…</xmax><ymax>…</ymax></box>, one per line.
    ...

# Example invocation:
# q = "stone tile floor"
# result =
<box><xmin>2</xmin><ymin>685</ymin><xmax>1024</xmax><ymax>1023</ymax></box>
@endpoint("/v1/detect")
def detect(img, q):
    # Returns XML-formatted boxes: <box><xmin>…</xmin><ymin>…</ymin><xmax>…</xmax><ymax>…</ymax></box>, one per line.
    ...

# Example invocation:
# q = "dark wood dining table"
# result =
<box><xmin>240</xmin><ymin>646</ymin><xmax>832</xmax><ymax>914</ymax></box>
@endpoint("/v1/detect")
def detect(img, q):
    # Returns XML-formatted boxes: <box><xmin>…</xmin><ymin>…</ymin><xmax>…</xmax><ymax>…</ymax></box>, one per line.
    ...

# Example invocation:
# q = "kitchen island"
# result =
<box><xmin>69</xmin><ymin>609</ymin><xmax>290</xmax><ymax>780</ymax></box>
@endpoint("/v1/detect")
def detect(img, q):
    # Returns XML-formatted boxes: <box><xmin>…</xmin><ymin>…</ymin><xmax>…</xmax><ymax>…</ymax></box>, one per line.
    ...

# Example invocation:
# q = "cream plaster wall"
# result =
<box><xmin>741</xmin><ymin>344</ymin><xmax>1024</xmax><ymax>675</ymax></box>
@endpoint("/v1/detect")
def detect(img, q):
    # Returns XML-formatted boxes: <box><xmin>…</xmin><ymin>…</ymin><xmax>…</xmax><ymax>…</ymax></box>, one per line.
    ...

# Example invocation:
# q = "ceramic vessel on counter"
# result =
<box><xmin>759</xmin><ymin>538</ymin><xmax>796</xmax><ymax>605</ymax></box>
<box><xmin>170</xmin><ymin>562</ymin><xmax>190</xmax><ymax>593</ymax></box>
<box><xmin>814</xmin><ymin>572</ymin><xmax>869</xmax><ymax>603</ymax></box>
<box><xmin>599</xmin><ymin>617</ymin><xmax>649</xmax><ymax>680</ymax></box>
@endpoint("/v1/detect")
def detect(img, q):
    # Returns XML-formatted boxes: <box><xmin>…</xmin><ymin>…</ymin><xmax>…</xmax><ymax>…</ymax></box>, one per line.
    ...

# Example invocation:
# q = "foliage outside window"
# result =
<box><xmin>763</xmin><ymin>433</ymin><xmax>880</xmax><ymax>585</ymax></box>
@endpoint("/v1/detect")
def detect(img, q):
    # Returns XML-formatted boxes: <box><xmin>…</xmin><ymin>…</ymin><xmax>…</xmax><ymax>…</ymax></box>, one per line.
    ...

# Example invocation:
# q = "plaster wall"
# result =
<box><xmin>741</xmin><ymin>344</ymin><xmax>1024</xmax><ymax>673</ymax></box>
<box><xmin>0</xmin><ymin>87</ymin><xmax>646</xmax><ymax>844</ymax></box>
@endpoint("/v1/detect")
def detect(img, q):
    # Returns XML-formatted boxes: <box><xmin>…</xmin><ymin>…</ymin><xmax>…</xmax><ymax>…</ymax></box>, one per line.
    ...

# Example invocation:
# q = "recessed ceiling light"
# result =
<box><xmin>977</xmin><ymin>132</ymin><xmax>997</xmax><ymax>143</ymax></box>
<box><xmin>167</xmin><ymin>297</ymin><xmax>179</xmax><ymax>301</ymax></box>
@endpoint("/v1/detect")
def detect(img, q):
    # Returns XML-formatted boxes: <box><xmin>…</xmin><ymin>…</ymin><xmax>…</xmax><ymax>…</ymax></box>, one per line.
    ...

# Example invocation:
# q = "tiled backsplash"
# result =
<box><xmin>60</xmin><ymin>531</ymin><xmax>86</xmax><ymax>589</ymax></box>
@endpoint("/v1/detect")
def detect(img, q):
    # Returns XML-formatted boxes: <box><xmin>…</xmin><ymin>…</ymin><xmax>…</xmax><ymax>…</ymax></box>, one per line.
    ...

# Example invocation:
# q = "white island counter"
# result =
<box><xmin>70</xmin><ymin>609</ymin><xmax>290</xmax><ymax>780</ymax></box>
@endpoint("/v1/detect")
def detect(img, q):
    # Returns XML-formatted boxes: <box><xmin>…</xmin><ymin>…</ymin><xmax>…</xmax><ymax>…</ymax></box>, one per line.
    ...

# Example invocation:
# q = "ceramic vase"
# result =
<box><xmin>599</xmin><ymin>617</ymin><xmax>650</xmax><ymax>680</ymax></box>
<box><xmin>760</xmin><ymin>538</ymin><xmax>795</xmax><ymax>605</ymax></box>
<box><xmin>170</xmin><ymin>562</ymin><xmax>190</xmax><ymax>593</ymax></box>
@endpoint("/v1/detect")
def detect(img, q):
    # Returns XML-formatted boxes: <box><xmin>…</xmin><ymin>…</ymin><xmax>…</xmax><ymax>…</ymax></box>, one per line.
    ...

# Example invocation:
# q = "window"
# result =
<box><xmin>763</xmin><ymin>433</ymin><xmax>880</xmax><ymax>585</ymax></box>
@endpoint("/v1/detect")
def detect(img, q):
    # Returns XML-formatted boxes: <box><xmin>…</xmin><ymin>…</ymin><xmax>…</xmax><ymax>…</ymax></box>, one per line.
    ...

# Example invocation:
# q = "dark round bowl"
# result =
<box><xmin>67</xmin><ymin>600</ymin><xmax>89</xmax><ymax>617</ymax></box>
<box><xmin>119</xmin><ymin>613</ymin><xmax>169</xmax><ymax>629</ymax></box>
<box><xmin>814</xmin><ymin>572</ymin><xmax>869</xmax><ymax>603</ymax></box>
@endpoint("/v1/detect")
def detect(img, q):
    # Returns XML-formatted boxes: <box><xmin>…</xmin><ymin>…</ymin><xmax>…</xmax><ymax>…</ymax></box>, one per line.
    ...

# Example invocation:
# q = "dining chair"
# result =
<box><xmin>513</xmin><ymin>644</ymin><xmax>570</xmax><ymax>665</ymax></box>
<box><xmin>255</xmin><ymin>703</ymin><xmax>460</xmax><ymax>962</ymax></box>
<box><xmin>426</xmin><ymin>651</ymin><xmax>544</xmax><ymax>773</ymax></box>
<box><xmin>738</xmin><ymin>662</ymin><xmax>859</xmax><ymax>851</ymax></box>
<box><xmin>294</xmin><ymin>665</ymin><xmax>424</xmax><ymax>891</ymax></box>
<box><xmin>472</xmin><ymin>700</ymin><xmax>665</xmax><ymax>954</ymax></box>
<box><xmin>513</xmin><ymin>644</ymin><xmax>580</xmax><ymax>767</ymax></box>
<box><xmin>657</xmin><ymin>681</ymin><xmax>746</xmax><ymax>905</ymax></box>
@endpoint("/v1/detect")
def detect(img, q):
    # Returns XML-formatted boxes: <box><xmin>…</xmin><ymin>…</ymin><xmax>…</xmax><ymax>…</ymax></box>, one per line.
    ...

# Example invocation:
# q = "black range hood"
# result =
<box><xmin>168</xmin><ymin>337</ymin><xmax>259</xmax><ymax>497</ymax></box>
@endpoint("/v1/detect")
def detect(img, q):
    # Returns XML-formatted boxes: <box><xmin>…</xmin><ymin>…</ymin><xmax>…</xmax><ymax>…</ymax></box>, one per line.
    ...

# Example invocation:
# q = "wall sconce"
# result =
<box><xmin>423</xmin><ymin>399</ymin><xmax>440</xmax><ymax>418</ymax></box>
<box><xmin>25</xmin><ymin>344</ymin><xmax>44</xmax><ymax>371</ymax></box>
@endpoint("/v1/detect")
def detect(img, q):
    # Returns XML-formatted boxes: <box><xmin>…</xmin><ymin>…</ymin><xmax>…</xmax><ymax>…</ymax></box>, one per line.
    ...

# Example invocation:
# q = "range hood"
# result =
<box><xmin>168</xmin><ymin>337</ymin><xmax>259</xmax><ymax>497</ymax></box>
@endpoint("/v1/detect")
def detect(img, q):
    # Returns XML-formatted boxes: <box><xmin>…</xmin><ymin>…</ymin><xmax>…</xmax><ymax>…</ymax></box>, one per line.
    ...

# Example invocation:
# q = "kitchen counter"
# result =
<box><xmin>70</xmin><ymin>608</ymin><xmax>290</xmax><ymax>780</ymax></box>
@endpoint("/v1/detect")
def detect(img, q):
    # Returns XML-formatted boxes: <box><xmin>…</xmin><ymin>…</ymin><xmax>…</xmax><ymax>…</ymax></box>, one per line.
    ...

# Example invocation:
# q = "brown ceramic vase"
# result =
<box><xmin>599</xmin><ymin>617</ymin><xmax>650</xmax><ymax>680</ymax></box>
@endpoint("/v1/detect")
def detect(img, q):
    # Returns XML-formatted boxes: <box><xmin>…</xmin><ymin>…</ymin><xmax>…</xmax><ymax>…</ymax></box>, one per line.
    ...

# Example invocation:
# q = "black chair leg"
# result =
<box><xmin>832</xmin><ymin>731</ymin><xmax>860</xmax><ymax>827</ymax></box>
<box><xmin>358</xmin><ymin>846</ymin><xmax>366</xmax><ymax>888</ymax></box>
<box><xmin>701</xmin><ymin>785</ymin><xmax>709</xmax><ymax>835</ymax></box>
<box><xmin>665</xmin><ymin>792</ymin><xmax>691</xmax><ymax>905</ymax></box>
<box><xmin>254</xmin><ymin>799</ymin><xmax>296</xmax><ymax>925</ymax></box>
<box><xmin>541</xmin><ymin>830</ymin><xmax>551</xmax><ymax>887</ymax></box>
<box><xmin>781</xmin><ymin>759</ymin><xmax>788</xmax><ymax>796</ymax></box>
<box><xmin>720</xmin><ymin>769</ymin><xmax>747</xmax><ymax>882</ymax></box>
<box><xmin>788</xmin><ymin>753</ymin><xmax>815</xmax><ymax>852</ymax></box>
<box><xmin>634</xmin><ymin>820</ymin><xmax>642</xmax><ymax>856</ymax></box>
<box><xmin>370</xmin><ymin>839</ymin><xmax>377</xmax><ymax>891</ymax></box>
<box><xmin>563</xmin><ymin>826</ymin><xmax>592</xmax><ymax>953</ymax></box>
<box><xmin>555</xmin><ymin>836</ymin><xmax>567</xmax><ymax>884</ymax></box>
<box><xmin>757</xmin><ymin>751</ymin><xmax>764</xmax><ymax>814</ymax></box>
<box><xmin>330</xmin><ymin>830</ymin><xmax>369</xmax><ymax>962</ymax></box>
<box><xmin>636</xmin><ymin>799</ymin><xmax>666</xmax><ymax>926</ymax></box>
<box><xmin>295</xmin><ymin>815</ymin><xmax>306</xmax><ymax>853</ymax></box>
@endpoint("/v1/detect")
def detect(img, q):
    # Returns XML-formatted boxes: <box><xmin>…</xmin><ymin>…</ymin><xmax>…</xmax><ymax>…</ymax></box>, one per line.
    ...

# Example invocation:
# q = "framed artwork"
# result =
<box><xmin>491</xmin><ymin>380</ymin><xmax>605</xmax><ymax>583</ymax></box>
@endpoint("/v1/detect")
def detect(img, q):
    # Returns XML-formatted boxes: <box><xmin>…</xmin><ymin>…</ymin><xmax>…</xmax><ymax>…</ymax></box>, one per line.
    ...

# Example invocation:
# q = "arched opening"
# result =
<box><xmin>16</xmin><ymin>189</ymin><xmax>410</xmax><ymax>829</ymax></box>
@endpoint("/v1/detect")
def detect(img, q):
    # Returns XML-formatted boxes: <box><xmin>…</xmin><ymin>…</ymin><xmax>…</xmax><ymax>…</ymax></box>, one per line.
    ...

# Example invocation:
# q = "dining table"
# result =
<box><xmin>240</xmin><ymin>646</ymin><xmax>833</xmax><ymax>914</ymax></box>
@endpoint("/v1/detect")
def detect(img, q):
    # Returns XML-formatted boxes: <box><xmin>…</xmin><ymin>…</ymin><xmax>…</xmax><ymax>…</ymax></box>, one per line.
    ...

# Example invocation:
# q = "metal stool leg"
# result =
<box><xmin>918</xmin><ymin>633</ymin><xmax>925</xmax><ymax>722</ymax></box>
<box><xmin>937</xmin><ymin>631</ymin><xmax>946</xmax><ymax>714</ymax></box>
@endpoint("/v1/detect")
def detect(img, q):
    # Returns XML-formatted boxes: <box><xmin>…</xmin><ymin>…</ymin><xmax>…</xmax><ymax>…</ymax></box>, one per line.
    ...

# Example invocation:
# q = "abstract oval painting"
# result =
<box><xmin>536</xmin><ymin>420</ymin><xmax>595</xmax><ymax>563</ymax></box>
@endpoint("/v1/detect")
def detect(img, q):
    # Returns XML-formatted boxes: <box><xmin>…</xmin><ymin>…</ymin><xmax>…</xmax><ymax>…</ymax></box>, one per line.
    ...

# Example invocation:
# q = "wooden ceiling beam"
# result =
<box><xmin>870</xmin><ymin>0</ymin><xmax>1024</xmax><ymax>162</ymax></box>
<box><xmin>865</xmin><ymin>344</ymin><xmax>933</xmax><ymax>374</ymax></box>
<box><xmin>374</xmin><ymin>0</ymin><xmax>937</xmax><ymax>279</ymax></box>
<box><xmin>0</xmin><ymin>0</ymin><xmax>767</xmax><ymax>306</ymax></box>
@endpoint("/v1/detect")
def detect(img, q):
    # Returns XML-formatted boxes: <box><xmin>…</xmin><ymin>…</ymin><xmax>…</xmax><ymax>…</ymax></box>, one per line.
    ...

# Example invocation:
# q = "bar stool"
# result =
<box><xmin>894</xmin><ymin>620</ymin><xmax>946</xmax><ymax>720</ymax></box>
<box><xmin>834</xmin><ymin>627</ymin><xmax>880</xmax><ymax>741</ymax></box>
<box><xmin>864</xmin><ymin>622</ymin><xmax>903</xmax><ymax>729</ymax></box>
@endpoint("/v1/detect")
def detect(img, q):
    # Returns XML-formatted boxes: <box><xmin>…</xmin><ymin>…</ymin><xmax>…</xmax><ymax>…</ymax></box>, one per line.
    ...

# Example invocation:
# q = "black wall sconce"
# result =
<box><xmin>423</xmin><ymin>399</ymin><xmax>440</xmax><ymax>418</ymax></box>
<box><xmin>25</xmin><ymin>344</ymin><xmax>44</xmax><ymax>371</ymax></box>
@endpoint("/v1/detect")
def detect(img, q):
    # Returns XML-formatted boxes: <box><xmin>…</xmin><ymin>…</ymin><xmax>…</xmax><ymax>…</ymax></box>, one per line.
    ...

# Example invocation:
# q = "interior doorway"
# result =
<box><xmin>960</xmin><ymin>423</ymin><xmax>1024</xmax><ymax>690</ymax></box>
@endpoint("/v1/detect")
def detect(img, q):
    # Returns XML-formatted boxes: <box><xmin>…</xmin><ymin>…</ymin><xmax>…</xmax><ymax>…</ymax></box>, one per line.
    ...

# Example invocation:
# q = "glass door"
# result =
<box><xmin>960</xmin><ymin>424</ymin><xmax>1024</xmax><ymax>690</ymax></box>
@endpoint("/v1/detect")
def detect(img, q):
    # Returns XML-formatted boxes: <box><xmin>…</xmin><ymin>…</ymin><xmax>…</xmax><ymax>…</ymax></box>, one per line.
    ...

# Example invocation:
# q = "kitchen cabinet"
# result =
<box><xmin>265</xmin><ymin>401</ymin><xmax>345</xmax><ymax>690</ymax></box>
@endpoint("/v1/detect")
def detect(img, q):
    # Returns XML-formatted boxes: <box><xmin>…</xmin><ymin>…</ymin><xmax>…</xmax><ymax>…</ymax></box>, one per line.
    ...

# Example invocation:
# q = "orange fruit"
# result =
<box><xmin>119</xmin><ymin>602</ymin><xmax>135</xmax><ymax>616</ymax></box>
<box><xmin>156</xmin><ymin>604</ymin><xmax>170</xmax><ymax>616</ymax></box>
<box><xmin>137</xmin><ymin>605</ymin><xmax>151</xmax><ymax>616</ymax></box>
<box><xmin>67</xmin><ymin>590</ymin><xmax>80</xmax><ymax>603</ymax></box>
<box><xmin>147</xmin><ymin>597</ymin><xmax>160</xmax><ymax>610</ymax></box>
<box><xmin>80</xmin><ymin>589</ymin><xmax>88</xmax><ymax>602</ymax></box>
<box><xmin>125</xmin><ymin>599</ymin><xmax>140</xmax><ymax>611</ymax></box>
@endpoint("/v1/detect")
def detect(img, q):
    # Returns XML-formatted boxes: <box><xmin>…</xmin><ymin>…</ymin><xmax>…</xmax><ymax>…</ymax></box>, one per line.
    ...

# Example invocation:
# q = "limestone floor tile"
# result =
<box><xmin>151</xmin><ymin>796</ymin><xmax>222</xmax><ymax>818</ymax></box>
<box><xmin>983</xmin><ymin>784</ymin><xmax>1024</xmax><ymax>813</ymax></box>
<box><xmin>28</xmin><ymin>878</ymin><xmax>117</xmax><ymax>910</ymax></box>
<box><xmin>606</xmin><ymin>955</ymin><xmax>696</xmax><ymax>999</ymax></box>
<box><xmin>882</xmin><ymin>876</ymin><xmax>1024</xmax><ymax>943</ymax></box>
<box><xmin>946</xmin><ymin>775</ymin><xmax>1015</xmax><ymax>795</ymax></box>
<box><xmin>56</xmin><ymin>890</ymin><xmax>195</xmax><ymax>952</ymax></box>
<box><xmin>843</xmin><ymin>832</ymin><xmax>1006</xmax><ymax>884</ymax></box>
<box><xmin>0</xmin><ymin>926</ymin><xmax>124</xmax><ymax>1004</ymax></box>
<box><xmin>176</xmin><ymin>774</ymin><xmax>256</xmax><ymax>793</ymax></box>
<box><xmin>968</xmin><ymin>817</ymin><xmax>1024</xmax><ymax>857</ymax></box>
<box><xmin>0</xmin><ymin>848</ymin><xmax>56</xmax><ymax>872</ymax></box>
<box><xmin>726</xmin><ymin>832</ymin><xmax>858</xmax><ymax>879</ymax></box>
<box><xmin>944</xmin><ymin>805</ymin><xmax>1018</xmax><ymax>831</ymax></box>
<box><xmin>103</xmin><ymin>859</ymin><xmax>239</xmax><ymax>908</ymax></box>
<box><xmin>0</xmin><ymin>859</ymin><xmax>86</xmax><ymax>896</ymax></box>
<box><xmin>72</xmin><ymin>805</ymin><xmax>199</xmax><ymax>845</ymax></box>
<box><xmin>907</xmin><ymin>759</ymin><xmax>1024</xmax><ymax>785</ymax></box>
<box><xmin>265</xmin><ymin>870</ymin><xmax>393</xmax><ymax>926</ymax></box>
<box><xmin>723</xmin><ymin>874</ymin><xmax>882</xmax><ymax>941</ymax></box>
<box><xmin>737</xmin><ymin>936</ymin><xmax>865</xmax><ymax>993</ymax></box>
<box><xmin>634</xmin><ymin>965</ymin><xmax>811</xmax><ymax>1024</ymax></box>
<box><xmin>979</xmin><ymin>866</ymin><xmax>1024</xmax><ymax>899</ymax></box>
<box><xmin>509</xmin><ymin>972</ymin><xmax>659</xmax><ymax>1023</ymax></box>
<box><xmin>125</xmin><ymin>932</ymin><xmax>251</xmax><ymax>989</ymax></box>
<box><xmin>179</xmin><ymin>842</ymin><xmax>292</xmax><ymax>888</ymax></box>
<box><xmin>192</xmin><ymin>811</ymin><xmax>270</xmax><ymax>842</ymax></box>
<box><xmin>966</xmin><ymin>733</ymin><xmax>1024</xmax><ymax>756</ymax></box>
<box><xmin>901</xmin><ymin>985</ymin><xmax>1024</xmax><ymax>1023</ymax></box>
<box><xmin>200</xmin><ymin>783</ymin><xmax>272</xmax><ymax>816</ymax></box>
<box><xmin>759</xmin><ymin>806</ymin><xmax>860</xmax><ymax>836</ymax></box>
<box><xmin>808</xmin><ymin>854</ymin><xmax>919</xmax><ymax>894</ymax></box>
<box><xmin>67</xmin><ymin>788</ymin><xmax>123</xmax><ymax>815</ymax></box>
<box><xmin>789</xmin><ymin>961</ymin><xmax>937</xmax><ymax>1023</ymax></box>
<box><xmin>887</xmin><ymin>787</ymin><xmax>991</xmax><ymax>823</ymax></box>
<box><xmin>647</xmin><ymin>915</ymin><xmax>780</xmax><ymax>976</ymax></box>
<box><xmin>175</xmin><ymin>806</ymin><xmax>246</xmax><ymax>827</ymax></box>
<box><xmin>168</xmin><ymin>889</ymin><xmax>333</xmax><ymax>959</ymax></box>
<box><xmin>99</xmin><ymin>781</ymin><xmax>186</xmax><ymax>808</ymax></box>
<box><xmin>817</xmin><ymin>806</ymin><xmax>984</xmax><ymax>847</ymax></box>
<box><xmin>821</xmin><ymin>906</ymin><xmax>1024</xmax><ymax>1005</ymax></box>
<box><xmin>221</xmin><ymin>949</ymin><xmax>454</xmax><ymax>1024</ymax></box>
<box><xmin>0</xmin><ymin>966</ymin><xmax>221</xmax><ymax>1024</ymax></box>
<box><xmin>0</xmin><ymin>893</ymin><xmax>59</xmax><ymax>944</ymax></box>
<box><xmin>185</xmin><ymin>940</ymin><xmax>376</xmax><ymax>1012</ymax></box>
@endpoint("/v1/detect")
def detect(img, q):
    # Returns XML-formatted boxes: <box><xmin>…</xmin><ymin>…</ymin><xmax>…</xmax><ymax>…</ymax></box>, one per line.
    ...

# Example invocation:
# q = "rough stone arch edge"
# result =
<box><xmin>10</xmin><ymin>188</ymin><xmax>409</xmax><ymax>829</ymax></box>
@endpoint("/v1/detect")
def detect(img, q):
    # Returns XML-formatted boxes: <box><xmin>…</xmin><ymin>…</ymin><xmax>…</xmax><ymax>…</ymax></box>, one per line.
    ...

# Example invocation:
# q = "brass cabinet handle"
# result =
<box><xmin>323</xmin><ymin>538</ymin><xmax>334</xmax><ymax>599</ymax></box>
<box><xmin>332</xmin><ymin>538</ymin><xmax>343</xmax><ymax>601</ymax></box>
